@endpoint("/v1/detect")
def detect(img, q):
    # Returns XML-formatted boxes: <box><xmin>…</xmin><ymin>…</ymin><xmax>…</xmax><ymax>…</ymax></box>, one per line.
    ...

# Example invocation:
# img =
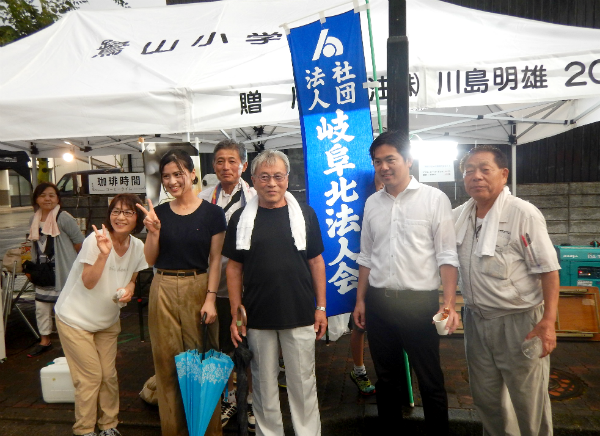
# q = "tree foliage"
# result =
<box><xmin>0</xmin><ymin>0</ymin><xmax>129</xmax><ymax>46</ymax></box>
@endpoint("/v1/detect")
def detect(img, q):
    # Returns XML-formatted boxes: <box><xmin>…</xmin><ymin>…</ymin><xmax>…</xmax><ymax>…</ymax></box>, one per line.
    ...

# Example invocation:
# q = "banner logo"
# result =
<box><xmin>312</xmin><ymin>29</ymin><xmax>344</xmax><ymax>61</ymax></box>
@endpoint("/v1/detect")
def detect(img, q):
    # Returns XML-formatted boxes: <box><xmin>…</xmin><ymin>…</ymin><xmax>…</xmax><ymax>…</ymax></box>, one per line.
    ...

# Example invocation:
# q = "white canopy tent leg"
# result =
<box><xmin>512</xmin><ymin>144</ymin><xmax>517</xmax><ymax>197</ymax></box>
<box><xmin>31</xmin><ymin>154</ymin><xmax>38</xmax><ymax>190</ymax></box>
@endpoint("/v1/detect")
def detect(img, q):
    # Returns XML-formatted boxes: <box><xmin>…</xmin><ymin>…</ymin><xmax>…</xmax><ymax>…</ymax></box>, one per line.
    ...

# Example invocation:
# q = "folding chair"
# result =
<box><xmin>2</xmin><ymin>261</ymin><xmax>39</xmax><ymax>340</ymax></box>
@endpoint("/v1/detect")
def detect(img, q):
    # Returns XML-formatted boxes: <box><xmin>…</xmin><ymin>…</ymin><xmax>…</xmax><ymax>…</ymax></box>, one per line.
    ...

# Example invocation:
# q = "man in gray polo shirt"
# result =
<box><xmin>454</xmin><ymin>145</ymin><xmax>560</xmax><ymax>435</ymax></box>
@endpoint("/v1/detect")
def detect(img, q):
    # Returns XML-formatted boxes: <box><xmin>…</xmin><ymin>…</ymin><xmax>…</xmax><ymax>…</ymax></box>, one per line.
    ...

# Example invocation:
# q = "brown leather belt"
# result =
<box><xmin>156</xmin><ymin>269</ymin><xmax>206</xmax><ymax>277</ymax></box>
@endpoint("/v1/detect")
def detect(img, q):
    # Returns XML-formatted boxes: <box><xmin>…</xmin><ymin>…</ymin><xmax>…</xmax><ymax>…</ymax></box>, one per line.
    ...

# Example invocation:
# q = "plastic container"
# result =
<box><xmin>522</xmin><ymin>336</ymin><xmax>543</xmax><ymax>359</ymax></box>
<box><xmin>433</xmin><ymin>312</ymin><xmax>449</xmax><ymax>335</ymax></box>
<box><xmin>40</xmin><ymin>357</ymin><xmax>75</xmax><ymax>403</ymax></box>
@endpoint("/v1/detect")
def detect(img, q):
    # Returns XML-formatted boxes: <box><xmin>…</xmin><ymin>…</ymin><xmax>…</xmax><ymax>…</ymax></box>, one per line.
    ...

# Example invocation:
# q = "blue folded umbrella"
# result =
<box><xmin>175</xmin><ymin>348</ymin><xmax>234</xmax><ymax>436</ymax></box>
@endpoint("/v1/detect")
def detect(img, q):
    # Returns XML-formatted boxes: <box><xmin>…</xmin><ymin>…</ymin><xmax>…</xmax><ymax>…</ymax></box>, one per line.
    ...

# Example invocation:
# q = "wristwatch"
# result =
<box><xmin>316</xmin><ymin>306</ymin><xmax>326</xmax><ymax>312</ymax></box>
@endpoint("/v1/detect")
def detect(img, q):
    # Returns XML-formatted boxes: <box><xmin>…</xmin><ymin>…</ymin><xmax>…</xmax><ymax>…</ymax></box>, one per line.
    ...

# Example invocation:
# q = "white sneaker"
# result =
<box><xmin>98</xmin><ymin>428</ymin><xmax>121</xmax><ymax>436</ymax></box>
<box><xmin>247</xmin><ymin>398</ymin><xmax>256</xmax><ymax>433</ymax></box>
<box><xmin>99</xmin><ymin>429</ymin><xmax>121</xmax><ymax>436</ymax></box>
<box><xmin>221</xmin><ymin>399</ymin><xmax>237</xmax><ymax>427</ymax></box>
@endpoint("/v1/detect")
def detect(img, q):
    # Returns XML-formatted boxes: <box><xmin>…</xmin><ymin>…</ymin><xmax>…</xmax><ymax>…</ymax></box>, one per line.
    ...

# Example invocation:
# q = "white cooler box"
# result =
<box><xmin>40</xmin><ymin>357</ymin><xmax>75</xmax><ymax>403</ymax></box>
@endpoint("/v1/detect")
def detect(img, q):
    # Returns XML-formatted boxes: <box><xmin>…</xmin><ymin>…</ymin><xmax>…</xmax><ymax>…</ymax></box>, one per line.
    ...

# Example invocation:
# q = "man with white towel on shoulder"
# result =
<box><xmin>454</xmin><ymin>145</ymin><xmax>560</xmax><ymax>436</ymax></box>
<box><xmin>222</xmin><ymin>149</ymin><xmax>327</xmax><ymax>436</ymax></box>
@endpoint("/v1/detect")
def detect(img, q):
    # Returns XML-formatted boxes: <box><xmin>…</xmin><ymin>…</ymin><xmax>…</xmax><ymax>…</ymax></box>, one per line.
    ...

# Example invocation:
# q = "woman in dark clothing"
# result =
<box><xmin>137</xmin><ymin>149</ymin><xmax>226</xmax><ymax>436</ymax></box>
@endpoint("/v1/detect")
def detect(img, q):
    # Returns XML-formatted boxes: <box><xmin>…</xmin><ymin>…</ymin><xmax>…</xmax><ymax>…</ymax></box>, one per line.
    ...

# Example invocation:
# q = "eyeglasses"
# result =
<box><xmin>255</xmin><ymin>173</ymin><xmax>288</xmax><ymax>183</ymax></box>
<box><xmin>111</xmin><ymin>209</ymin><xmax>136</xmax><ymax>217</ymax></box>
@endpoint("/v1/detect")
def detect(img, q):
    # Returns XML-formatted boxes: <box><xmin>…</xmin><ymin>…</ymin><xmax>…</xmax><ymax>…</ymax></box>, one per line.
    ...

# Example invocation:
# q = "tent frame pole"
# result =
<box><xmin>30</xmin><ymin>143</ymin><xmax>38</xmax><ymax>189</ymax></box>
<box><xmin>511</xmin><ymin>144</ymin><xmax>517</xmax><ymax>197</ymax></box>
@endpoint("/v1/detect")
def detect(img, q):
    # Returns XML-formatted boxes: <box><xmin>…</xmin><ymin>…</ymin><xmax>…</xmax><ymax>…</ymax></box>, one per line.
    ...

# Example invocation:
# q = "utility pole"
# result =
<box><xmin>387</xmin><ymin>0</ymin><xmax>409</xmax><ymax>143</ymax></box>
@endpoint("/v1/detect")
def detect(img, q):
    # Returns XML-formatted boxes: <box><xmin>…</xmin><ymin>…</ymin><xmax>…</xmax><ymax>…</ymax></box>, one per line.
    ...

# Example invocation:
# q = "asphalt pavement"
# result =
<box><xmin>0</xmin><ymin>207</ymin><xmax>33</xmax><ymax>261</ymax></box>
<box><xmin>2</xmin><ymin>297</ymin><xmax>600</xmax><ymax>435</ymax></box>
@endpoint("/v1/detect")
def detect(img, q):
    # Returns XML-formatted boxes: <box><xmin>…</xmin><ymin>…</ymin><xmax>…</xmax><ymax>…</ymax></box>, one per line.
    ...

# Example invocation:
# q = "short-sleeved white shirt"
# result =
<box><xmin>55</xmin><ymin>233</ymin><xmax>148</xmax><ymax>332</ymax></box>
<box><xmin>357</xmin><ymin>176</ymin><xmax>459</xmax><ymax>291</ymax></box>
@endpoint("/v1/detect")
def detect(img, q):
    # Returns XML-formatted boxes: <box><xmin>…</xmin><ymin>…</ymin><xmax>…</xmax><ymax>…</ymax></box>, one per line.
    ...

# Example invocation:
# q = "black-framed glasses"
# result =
<box><xmin>256</xmin><ymin>173</ymin><xmax>288</xmax><ymax>183</ymax></box>
<box><xmin>111</xmin><ymin>209</ymin><xmax>136</xmax><ymax>217</ymax></box>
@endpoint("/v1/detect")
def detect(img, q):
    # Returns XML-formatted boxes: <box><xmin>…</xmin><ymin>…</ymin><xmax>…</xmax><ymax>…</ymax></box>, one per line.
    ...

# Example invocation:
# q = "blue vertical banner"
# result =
<box><xmin>287</xmin><ymin>10</ymin><xmax>374</xmax><ymax>317</ymax></box>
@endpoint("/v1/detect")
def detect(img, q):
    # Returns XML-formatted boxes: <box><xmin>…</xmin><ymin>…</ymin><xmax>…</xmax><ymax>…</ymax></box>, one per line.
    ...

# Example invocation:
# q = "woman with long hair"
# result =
<box><xmin>27</xmin><ymin>182</ymin><xmax>84</xmax><ymax>357</ymax></box>
<box><xmin>137</xmin><ymin>149</ymin><xmax>227</xmax><ymax>436</ymax></box>
<box><xmin>55</xmin><ymin>194</ymin><xmax>148</xmax><ymax>436</ymax></box>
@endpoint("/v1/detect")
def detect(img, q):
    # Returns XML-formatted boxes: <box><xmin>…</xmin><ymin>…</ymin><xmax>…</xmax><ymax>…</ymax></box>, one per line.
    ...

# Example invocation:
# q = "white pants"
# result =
<box><xmin>247</xmin><ymin>325</ymin><xmax>321</xmax><ymax>436</ymax></box>
<box><xmin>35</xmin><ymin>300</ymin><xmax>54</xmax><ymax>336</ymax></box>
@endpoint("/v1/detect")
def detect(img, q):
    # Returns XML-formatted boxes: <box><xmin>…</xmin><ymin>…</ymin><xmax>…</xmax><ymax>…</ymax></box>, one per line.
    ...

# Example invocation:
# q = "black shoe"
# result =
<box><xmin>278</xmin><ymin>362</ymin><xmax>286</xmax><ymax>388</ymax></box>
<box><xmin>27</xmin><ymin>343</ymin><xmax>53</xmax><ymax>358</ymax></box>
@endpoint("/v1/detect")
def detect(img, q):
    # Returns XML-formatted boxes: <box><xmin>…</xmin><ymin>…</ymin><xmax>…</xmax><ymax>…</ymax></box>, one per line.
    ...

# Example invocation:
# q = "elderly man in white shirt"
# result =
<box><xmin>353</xmin><ymin>131</ymin><xmax>459</xmax><ymax>435</ymax></box>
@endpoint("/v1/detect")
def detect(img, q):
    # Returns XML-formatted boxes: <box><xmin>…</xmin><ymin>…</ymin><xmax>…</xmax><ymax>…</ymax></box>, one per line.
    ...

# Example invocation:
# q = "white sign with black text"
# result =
<box><xmin>88</xmin><ymin>173</ymin><xmax>146</xmax><ymax>194</ymax></box>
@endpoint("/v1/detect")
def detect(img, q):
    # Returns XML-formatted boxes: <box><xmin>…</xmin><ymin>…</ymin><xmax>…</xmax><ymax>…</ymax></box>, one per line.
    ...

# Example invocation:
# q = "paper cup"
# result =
<box><xmin>433</xmin><ymin>313</ymin><xmax>449</xmax><ymax>335</ymax></box>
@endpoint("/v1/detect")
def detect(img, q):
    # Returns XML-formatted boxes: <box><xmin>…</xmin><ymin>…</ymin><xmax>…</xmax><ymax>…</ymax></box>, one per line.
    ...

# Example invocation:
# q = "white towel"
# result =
<box><xmin>455</xmin><ymin>186</ymin><xmax>511</xmax><ymax>257</ymax></box>
<box><xmin>236</xmin><ymin>191</ymin><xmax>306</xmax><ymax>251</ymax></box>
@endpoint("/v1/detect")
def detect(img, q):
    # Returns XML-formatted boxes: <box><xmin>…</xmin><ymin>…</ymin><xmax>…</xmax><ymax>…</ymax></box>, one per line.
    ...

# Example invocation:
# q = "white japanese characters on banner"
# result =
<box><xmin>88</xmin><ymin>173</ymin><xmax>146</xmax><ymax>194</ymax></box>
<box><xmin>287</xmin><ymin>10</ymin><xmax>374</xmax><ymax>317</ymax></box>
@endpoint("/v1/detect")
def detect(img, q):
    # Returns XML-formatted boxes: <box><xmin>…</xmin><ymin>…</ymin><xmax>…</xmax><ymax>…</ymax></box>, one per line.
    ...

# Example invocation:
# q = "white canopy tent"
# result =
<box><xmin>1</xmin><ymin>0</ymin><xmax>600</xmax><ymax>161</ymax></box>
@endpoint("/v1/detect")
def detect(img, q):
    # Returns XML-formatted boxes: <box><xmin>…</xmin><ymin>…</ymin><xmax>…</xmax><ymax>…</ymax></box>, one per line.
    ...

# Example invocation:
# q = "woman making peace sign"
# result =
<box><xmin>55</xmin><ymin>194</ymin><xmax>148</xmax><ymax>436</ymax></box>
<box><xmin>137</xmin><ymin>149</ymin><xmax>227</xmax><ymax>436</ymax></box>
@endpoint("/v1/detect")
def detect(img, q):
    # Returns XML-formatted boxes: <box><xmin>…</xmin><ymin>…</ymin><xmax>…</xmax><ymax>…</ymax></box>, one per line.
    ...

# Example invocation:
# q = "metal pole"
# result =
<box><xmin>512</xmin><ymin>144</ymin><xmax>517</xmax><ymax>196</ymax></box>
<box><xmin>388</xmin><ymin>0</ymin><xmax>414</xmax><ymax>407</ymax></box>
<box><xmin>387</xmin><ymin>0</ymin><xmax>409</xmax><ymax>142</ymax></box>
<box><xmin>365</xmin><ymin>0</ymin><xmax>383</xmax><ymax>134</ymax></box>
<box><xmin>31</xmin><ymin>159</ymin><xmax>38</xmax><ymax>190</ymax></box>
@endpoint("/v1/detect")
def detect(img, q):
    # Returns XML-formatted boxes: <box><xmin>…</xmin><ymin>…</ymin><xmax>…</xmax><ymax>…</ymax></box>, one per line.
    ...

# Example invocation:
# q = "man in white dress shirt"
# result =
<box><xmin>353</xmin><ymin>131</ymin><xmax>459</xmax><ymax>435</ymax></box>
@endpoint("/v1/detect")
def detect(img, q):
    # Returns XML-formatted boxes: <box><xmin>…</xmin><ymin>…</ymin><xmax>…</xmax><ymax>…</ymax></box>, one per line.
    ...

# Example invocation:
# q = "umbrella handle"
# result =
<box><xmin>237</xmin><ymin>305</ymin><xmax>248</xmax><ymax>335</ymax></box>
<box><xmin>201</xmin><ymin>312</ymin><xmax>208</xmax><ymax>360</ymax></box>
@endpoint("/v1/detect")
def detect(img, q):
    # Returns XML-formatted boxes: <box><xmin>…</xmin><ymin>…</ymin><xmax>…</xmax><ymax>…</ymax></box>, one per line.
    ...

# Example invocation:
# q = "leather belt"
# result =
<box><xmin>156</xmin><ymin>269</ymin><xmax>206</xmax><ymax>277</ymax></box>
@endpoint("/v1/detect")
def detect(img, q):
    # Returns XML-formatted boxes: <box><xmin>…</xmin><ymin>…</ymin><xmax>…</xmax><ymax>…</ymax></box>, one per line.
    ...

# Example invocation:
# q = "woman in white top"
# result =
<box><xmin>55</xmin><ymin>194</ymin><xmax>148</xmax><ymax>436</ymax></box>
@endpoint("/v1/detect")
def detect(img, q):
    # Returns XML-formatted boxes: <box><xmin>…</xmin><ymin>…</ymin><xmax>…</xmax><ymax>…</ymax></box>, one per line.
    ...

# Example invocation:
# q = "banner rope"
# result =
<box><xmin>365</xmin><ymin>0</ymin><xmax>383</xmax><ymax>134</ymax></box>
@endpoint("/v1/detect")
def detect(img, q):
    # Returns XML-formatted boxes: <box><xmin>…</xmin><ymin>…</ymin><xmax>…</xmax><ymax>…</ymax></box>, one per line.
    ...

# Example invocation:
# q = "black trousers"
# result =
<box><xmin>365</xmin><ymin>287</ymin><xmax>449</xmax><ymax>435</ymax></box>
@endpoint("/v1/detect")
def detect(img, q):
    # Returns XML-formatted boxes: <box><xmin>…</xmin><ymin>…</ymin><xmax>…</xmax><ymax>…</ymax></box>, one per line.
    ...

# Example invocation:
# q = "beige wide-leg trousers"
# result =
<box><xmin>149</xmin><ymin>271</ymin><xmax>221</xmax><ymax>436</ymax></box>
<box><xmin>56</xmin><ymin>317</ymin><xmax>120</xmax><ymax>435</ymax></box>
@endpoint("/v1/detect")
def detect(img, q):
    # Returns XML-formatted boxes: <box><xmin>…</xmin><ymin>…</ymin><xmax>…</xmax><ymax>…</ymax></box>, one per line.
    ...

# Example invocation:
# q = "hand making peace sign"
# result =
<box><xmin>92</xmin><ymin>224</ymin><xmax>113</xmax><ymax>256</ymax></box>
<box><xmin>136</xmin><ymin>199</ymin><xmax>161</xmax><ymax>233</ymax></box>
